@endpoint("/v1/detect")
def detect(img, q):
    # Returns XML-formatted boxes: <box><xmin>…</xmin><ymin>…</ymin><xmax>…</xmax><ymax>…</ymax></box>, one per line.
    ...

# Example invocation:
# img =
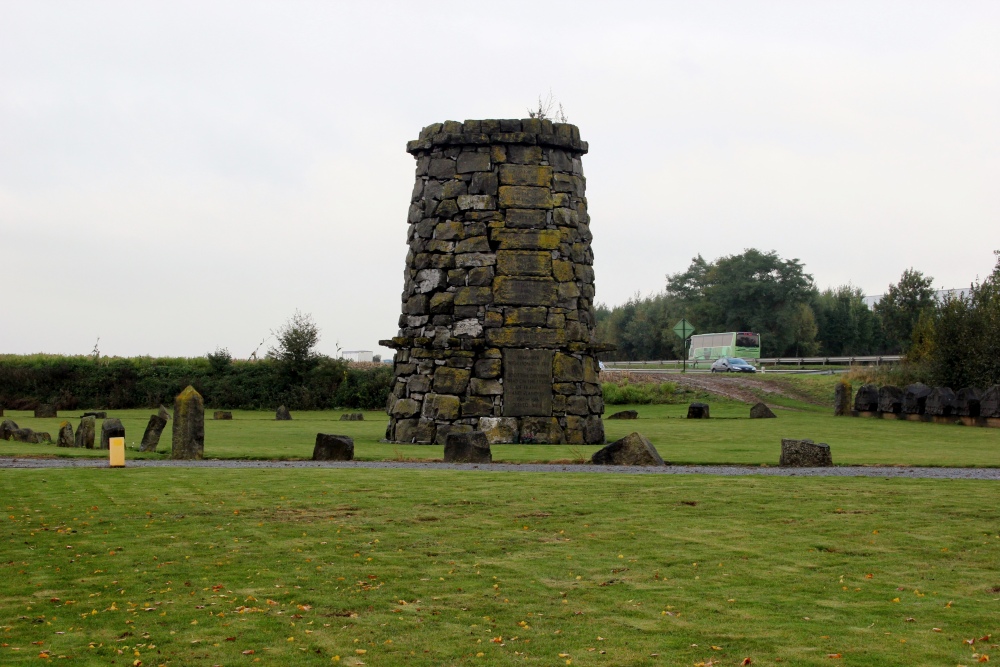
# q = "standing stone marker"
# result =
<box><xmin>443</xmin><ymin>431</ymin><xmax>492</xmax><ymax>464</ymax></box>
<box><xmin>140</xmin><ymin>414</ymin><xmax>168</xmax><ymax>452</ymax></box>
<box><xmin>878</xmin><ymin>385</ymin><xmax>903</xmax><ymax>414</ymax></box>
<box><xmin>275</xmin><ymin>405</ymin><xmax>292</xmax><ymax>421</ymax></box>
<box><xmin>0</xmin><ymin>419</ymin><xmax>17</xmax><ymax>441</ymax></box>
<box><xmin>381</xmin><ymin>119</ymin><xmax>610</xmax><ymax>445</ymax></box>
<box><xmin>57</xmin><ymin>421</ymin><xmax>74</xmax><ymax>448</ymax></box>
<box><xmin>833</xmin><ymin>379</ymin><xmax>852</xmax><ymax>416</ymax></box>
<box><xmin>312</xmin><ymin>434</ymin><xmax>355</xmax><ymax>461</ymax></box>
<box><xmin>100</xmin><ymin>418</ymin><xmax>125</xmax><ymax>450</ymax></box>
<box><xmin>925</xmin><ymin>387</ymin><xmax>957</xmax><ymax>416</ymax></box>
<box><xmin>687</xmin><ymin>403</ymin><xmax>710</xmax><ymax>419</ymax></box>
<box><xmin>779</xmin><ymin>439</ymin><xmax>832</xmax><ymax>467</ymax></box>
<box><xmin>172</xmin><ymin>385</ymin><xmax>204</xmax><ymax>460</ymax></box>
<box><xmin>956</xmin><ymin>387</ymin><xmax>982</xmax><ymax>417</ymax></box>
<box><xmin>75</xmin><ymin>416</ymin><xmax>96</xmax><ymax>449</ymax></box>
<box><xmin>902</xmin><ymin>383</ymin><xmax>931</xmax><ymax>414</ymax></box>
<box><xmin>853</xmin><ymin>384</ymin><xmax>879</xmax><ymax>412</ymax></box>
<box><xmin>591</xmin><ymin>432</ymin><xmax>665</xmax><ymax>466</ymax></box>
<box><xmin>34</xmin><ymin>404</ymin><xmax>57</xmax><ymax>418</ymax></box>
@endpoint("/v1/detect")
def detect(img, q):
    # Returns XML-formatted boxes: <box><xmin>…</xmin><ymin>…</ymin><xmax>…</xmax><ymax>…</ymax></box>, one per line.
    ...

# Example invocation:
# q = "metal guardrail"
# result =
<box><xmin>604</xmin><ymin>355</ymin><xmax>902</xmax><ymax>368</ymax></box>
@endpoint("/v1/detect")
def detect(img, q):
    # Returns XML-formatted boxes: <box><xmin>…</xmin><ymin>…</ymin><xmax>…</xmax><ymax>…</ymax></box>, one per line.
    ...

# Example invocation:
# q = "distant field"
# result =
<box><xmin>2</xmin><ymin>399</ymin><xmax>999</xmax><ymax>467</ymax></box>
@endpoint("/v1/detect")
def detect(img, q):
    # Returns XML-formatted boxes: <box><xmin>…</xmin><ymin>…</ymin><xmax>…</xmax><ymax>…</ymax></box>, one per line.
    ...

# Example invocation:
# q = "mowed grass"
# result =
<box><xmin>2</xmin><ymin>403</ymin><xmax>999</xmax><ymax>467</ymax></box>
<box><xmin>1</xmin><ymin>468</ymin><xmax>998</xmax><ymax>666</ymax></box>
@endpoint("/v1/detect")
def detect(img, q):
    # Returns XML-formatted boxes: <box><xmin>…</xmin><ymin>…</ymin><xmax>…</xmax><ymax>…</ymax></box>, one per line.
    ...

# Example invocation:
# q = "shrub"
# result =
<box><xmin>602</xmin><ymin>379</ymin><xmax>678</xmax><ymax>405</ymax></box>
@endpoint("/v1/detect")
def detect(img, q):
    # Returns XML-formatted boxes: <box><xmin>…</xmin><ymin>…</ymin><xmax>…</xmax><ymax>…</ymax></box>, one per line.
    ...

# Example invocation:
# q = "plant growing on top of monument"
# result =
<box><xmin>268</xmin><ymin>310</ymin><xmax>322</xmax><ymax>383</ymax></box>
<box><xmin>527</xmin><ymin>90</ymin><xmax>569</xmax><ymax>122</ymax></box>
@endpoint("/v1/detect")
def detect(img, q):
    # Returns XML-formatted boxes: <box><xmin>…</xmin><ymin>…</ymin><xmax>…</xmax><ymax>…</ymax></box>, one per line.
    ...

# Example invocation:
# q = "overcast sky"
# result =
<box><xmin>2</xmin><ymin>1</ymin><xmax>997</xmax><ymax>359</ymax></box>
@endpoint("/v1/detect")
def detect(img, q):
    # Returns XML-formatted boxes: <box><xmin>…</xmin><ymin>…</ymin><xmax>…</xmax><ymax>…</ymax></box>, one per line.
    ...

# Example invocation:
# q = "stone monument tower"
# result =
<box><xmin>381</xmin><ymin>118</ymin><xmax>609</xmax><ymax>445</ymax></box>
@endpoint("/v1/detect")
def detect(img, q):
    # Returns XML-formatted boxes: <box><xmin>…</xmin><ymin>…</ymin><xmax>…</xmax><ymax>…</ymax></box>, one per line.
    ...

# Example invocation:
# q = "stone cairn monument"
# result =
<box><xmin>381</xmin><ymin>119</ymin><xmax>610</xmax><ymax>445</ymax></box>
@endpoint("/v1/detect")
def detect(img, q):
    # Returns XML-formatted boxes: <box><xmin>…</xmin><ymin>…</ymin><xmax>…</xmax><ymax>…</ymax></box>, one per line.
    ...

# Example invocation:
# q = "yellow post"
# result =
<box><xmin>109</xmin><ymin>436</ymin><xmax>125</xmax><ymax>468</ymax></box>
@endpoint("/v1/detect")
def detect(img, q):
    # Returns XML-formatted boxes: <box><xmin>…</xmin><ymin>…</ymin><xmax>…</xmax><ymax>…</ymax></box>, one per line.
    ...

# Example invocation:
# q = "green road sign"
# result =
<box><xmin>672</xmin><ymin>319</ymin><xmax>694</xmax><ymax>339</ymax></box>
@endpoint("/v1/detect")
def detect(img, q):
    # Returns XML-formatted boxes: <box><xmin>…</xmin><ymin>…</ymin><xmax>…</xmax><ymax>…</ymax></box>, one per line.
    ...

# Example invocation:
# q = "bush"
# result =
<box><xmin>602</xmin><ymin>379</ymin><xmax>678</xmax><ymax>405</ymax></box>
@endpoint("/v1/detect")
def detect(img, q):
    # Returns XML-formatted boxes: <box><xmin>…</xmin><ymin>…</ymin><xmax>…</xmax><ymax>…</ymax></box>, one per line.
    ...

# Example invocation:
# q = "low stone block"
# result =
<box><xmin>478</xmin><ymin>417</ymin><xmax>518</xmax><ymax>443</ymax></box>
<box><xmin>687</xmin><ymin>403</ymin><xmax>710</xmax><ymax>419</ymax></box>
<box><xmin>750</xmin><ymin>402</ymin><xmax>777</xmax><ymax>419</ymax></box>
<box><xmin>82</xmin><ymin>411</ymin><xmax>107</xmax><ymax>419</ymax></box>
<box><xmin>982</xmin><ymin>385</ymin><xmax>1000</xmax><ymax>418</ymax></box>
<box><xmin>591</xmin><ymin>432</ymin><xmax>665</xmax><ymax>466</ymax></box>
<box><xmin>461</xmin><ymin>397</ymin><xmax>494</xmax><ymax>417</ymax></box>
<box><xmin>607</xmin><ymin>410</ymin><xmax>638</xmax><ymax>420</ymax></box>
<box><xmin>140</xmin><ymin>414</ymin><xmax>168</xmax><ymax>452</ymax></box>
<box><xmin>902</xmin><ymin>383</ymin><xmax>931</xmax><ymax>414</ymax></box>
<box><xmin>435</xmin><ymin>423</ymin><xmax>473</xmax><ymax>446</ymax></box>
<box><xmin>878</xmin><ymin>385</ymin><xmax>903</xmax><ymax>414</ymax></box>
<box><xmin>496</xmin><ymin>251</ymin><xmax>552</xmax><ymax>277</ymax></box>
<box><xmin>444</xmin><ymin>431</ymin><xmax>492</xmax><ymax>463</ymax></box>
<box><xmin>422</xmin><ymin>394</ymin><xmax>461</xmax><ymax>420</ymax></box>
<box><xmin>12</xmin><ymin>428</ymin><xmax>44</xmax><ymax>443</ymax></box>
<box><xmin>853</xmin><ymin>384</ymin><xmax>879</xmax><ymax>412</ymax></box>
<box><xmin>0</xmin><ymin>419</ymin><xmax>17</xmax><ymax>441</ymax></box>
<box><xmin>34</xmin><ymin>404</ymin><xmax>57</xmax><ymax>418</ymax></box>
<box><xmin>433</xmin><ymin>367</ymin><xmax>471</xmax><ymax>394</ymax></box>
<box><xmin>925</xmin><ymin>387</ymin><xmax>957</xmax><ymax>416</ymax></box>
<box><xmin>956</xmin><ymin>387</ymin><xmax>982</xmax><ymax>417</ymax></box>
<box><xmin>100</xmin><ymin>418</ymin><xmax>125</xmax><ymax>450</ymax></box>
<box><xmin>340</xmin><ymin>413</ymin><xmax>365</xmax><ymax>421</ymax></box>
<box><xmin>493</xmin><ymin>276</ymin><xmax>557</xmax><ymax>306</ymax></box>
<box><xmin>275</xmin><ymin>405</ymin><xmax>292</xmax><ymax>420</ymax></box>
<box><xmin>779</xmin><ymin>439</ymin><xmax>832</xmax><ymax>467</ymax></box>
<box><xmin>390</xmin><ymin>398</ymin><xmax>421</xmax><ymax>418</ymax></box>
<box><xmin>313</xmin><ymin>434</ymin><xmax>355</xmax><ymax>461</ymax></box>
<box><xmin>213</xmin><ymin>411</ymin><xmax>233</xmax><ymax>420</ymax></box>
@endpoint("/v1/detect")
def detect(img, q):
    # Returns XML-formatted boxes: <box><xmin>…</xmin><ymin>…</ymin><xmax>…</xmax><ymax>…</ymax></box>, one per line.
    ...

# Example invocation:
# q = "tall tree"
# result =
<box><xmin>812</xmin><ymin>285</ymin><xmax>879</xmax><ymax>356</ymax></box>
<box><xmin>873</xmin><ymin>269</ymin><xmax>936</xmax><ymax>354</ymax></box>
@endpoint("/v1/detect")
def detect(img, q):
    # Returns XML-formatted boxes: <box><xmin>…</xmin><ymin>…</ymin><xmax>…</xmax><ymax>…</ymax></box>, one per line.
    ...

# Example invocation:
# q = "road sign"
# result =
<box><xmin>672</xmin><ymin>319</ymin><xmax>694</xmax><ymax>339</ymax></box>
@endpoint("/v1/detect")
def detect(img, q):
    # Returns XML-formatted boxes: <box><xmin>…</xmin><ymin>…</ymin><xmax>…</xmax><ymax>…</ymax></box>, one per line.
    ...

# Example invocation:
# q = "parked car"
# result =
<box><xmin>710</xmin><ymin>357</ymin><xmax>757</xmax><ymax>373</ymax></box>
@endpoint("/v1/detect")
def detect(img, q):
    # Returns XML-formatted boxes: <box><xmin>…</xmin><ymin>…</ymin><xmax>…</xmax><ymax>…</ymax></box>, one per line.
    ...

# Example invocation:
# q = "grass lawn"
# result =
<box><xmin>1</xmin><ymin>468</ymin><xmax>998</xmax><ymax>665</ymax></box>
<box><xmin>2</xmin><ymin>402</ymin><xmax>999</xmax><ymax>467</ymax></box>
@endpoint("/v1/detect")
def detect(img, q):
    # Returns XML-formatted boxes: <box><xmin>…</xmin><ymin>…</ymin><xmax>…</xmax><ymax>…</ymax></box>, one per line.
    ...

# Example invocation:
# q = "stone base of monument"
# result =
<box><xmin>213</xmin><ymin>411</ymin><xmax>233</xmax><ymax>420</ymax></box>
<box><xmin>444</xmin><ymin>431</ymin><xmax>492</xmax><ymax>464</ymax></box>
<box><xmin>313</xmin><ymin>434</ymin><xmax>355</xmax><ymax>461</ymax></box>
<box><xmin>591</xmin><ymin>432</ymin><xmax>665</xmax><ymax>466</ymax></box>
<box><xmin>687</xmin><ymin>403</ymin><xmax>710</xmax><ymax>419</ymax></box>
<box><xmin>478</xmin><ymin>417</ymin><xmax>519</xmax><ymax>444</ymax></box>
<box><xmin>34</xmin><ymin>404</ymin><xmax>57</xmax><ymax>418</ymax></box>
<box><xmin>779</xmin><ymin>439</ymin><xmax>832</xmax><ymax>467</ymax></box>
<box><xmin>749</xmin><ymin>403</ymin><xmax>776</xmax><ymax>419</ymax></box>
<box><xmin>340</xmin><ymin>413</ymin><xmax>364</xmax><ymax>421</ymax></box>
<box><xmin>607</xmin><ymin>410</ymin><xmax>638</xmax><ymax>420</ymax></box>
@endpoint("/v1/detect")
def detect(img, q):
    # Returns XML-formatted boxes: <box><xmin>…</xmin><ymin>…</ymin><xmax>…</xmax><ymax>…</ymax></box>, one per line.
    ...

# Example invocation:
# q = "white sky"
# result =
<box><xmin>1</xmin><ymin>1</ymin><xmax>997</xmax><ymax>359</ymax></box>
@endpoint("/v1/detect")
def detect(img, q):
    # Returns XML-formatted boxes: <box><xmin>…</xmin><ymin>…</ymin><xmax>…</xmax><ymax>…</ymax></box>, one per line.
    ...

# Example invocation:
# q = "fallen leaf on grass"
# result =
<box><xmin>241</xmin><ymin>650</ymin><xmax>255</xmax><ymax>655</ymax></box>
<box><xmin>827</xmin><ymin>654</ymin><xmax>842</xmax><ymax>659</ymax></box>
<box><xmin>741</xmin><ymin>659</ymin><xmax>752</xmax><ymax>666</ymax></box>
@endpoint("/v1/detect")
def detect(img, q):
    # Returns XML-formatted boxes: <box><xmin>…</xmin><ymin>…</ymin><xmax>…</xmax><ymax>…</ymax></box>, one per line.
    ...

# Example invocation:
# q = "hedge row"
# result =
<box><xmin>0</xmin><ymin>355</ymin><xmax>393</xmax><ymax>411</ymax></box>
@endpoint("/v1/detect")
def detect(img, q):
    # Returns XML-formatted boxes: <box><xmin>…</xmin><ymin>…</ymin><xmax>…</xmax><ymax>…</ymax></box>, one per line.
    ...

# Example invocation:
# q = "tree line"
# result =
<box><xmin>596</xmin><ymin>249</ymin><xmax>1000</xmax><ymax>387</ymax></box>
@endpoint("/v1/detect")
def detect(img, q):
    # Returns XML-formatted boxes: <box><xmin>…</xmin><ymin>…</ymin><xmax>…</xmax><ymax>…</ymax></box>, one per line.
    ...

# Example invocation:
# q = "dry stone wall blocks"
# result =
<box><xmin>382</xmin><ymin>119</ymin><xmax>610</xmax><ymax>444</ymax></box>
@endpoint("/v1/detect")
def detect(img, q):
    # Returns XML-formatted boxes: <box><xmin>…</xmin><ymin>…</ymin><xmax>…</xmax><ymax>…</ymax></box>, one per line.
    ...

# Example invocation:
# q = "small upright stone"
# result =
<box><xmin>172</xmin><ymin>385</ymin><xmax>205</xmax><ymax>460</ymax></box>
<box><xmin>339</xmin><ymin>413</ymin><xmax>365</xmax><ymax>421</ymax></box>
<box><xmin>607</xmin><ymin>410</ymin><xmax>638</xmax><ymax>420</ymax></box>
<box><xmin>687</xmin><ymin>403</ymin><xmax>710</xmax><ymax>419</ymax></box>
<box><xmin>0</xmin><ymin>419</ymin><xmax>17</xmax><ymax>441</ymax></box>
<box><xmin>444</xmin><ymin>431</ymin><xmax>492</xmax><ymax>463</ymax></box>
<box><xmin>750</xmin><ymin>402</ymin><xmax>777</xmax><ymax>419</ymax></box>
<box><xmin>140</xmin><ymin>414</ymin><xmax>168</xmax><ymax>452</ymax></box>
<box><xmin>853</xmin><ymin>384</ymin><xmax>879</xmax><ymax>412</ymax></box>
<box><xmin>213</xmin><ymin>411</ymin><xmax>233</xmax><ymax>420</ymax></box>
<box><xmin>591</xmin><ymin>432</ymin><xmax>665</xmax><ymax>466</ymax></box>
<box><xmin>57</xmin><ymin>421</ymin><xmax>74</xmax><ymax>448</ymax></box>
<box><xmin>100</xmin><ymin>418</ymin><xmax>125</xmax><ymax>450</ymax></box>
<box><xmin>833</xmin><ymin>379</ymin><xmax>852</xmax><ymax>416</ymax></box>
<box><xmin>275</xmin><ymin>405</ymin><xmax>292</xmax><ymax>421</ymax></box>
<box><xmin>312</xmin><ymin>434</ymin><xmax>355</xmax><ymax>461</ymax></box>
<box><xmin>878</xmin><ymin>385</ymin><xmax>903</xmax><ymax>414</ymax></box>
<box><xmin>75</xmin><ymin>416</ymin><xmax>96</xmax><ymax>449</ymax></box>
<box><xmin>34</xmin><ymin>404</ymin><xmax>57</xmax><ymax>418</ymax></box>
<box><xmin>779</xmin><ymin>439</ymin><xmax>832</xmax><ymax>467</ymax></box>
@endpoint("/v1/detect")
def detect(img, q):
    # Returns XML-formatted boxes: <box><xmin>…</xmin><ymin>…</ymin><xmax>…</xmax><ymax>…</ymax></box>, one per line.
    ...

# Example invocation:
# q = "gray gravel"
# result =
<box><xmin>1</xmin><ymin>456</ymin><xmax>998</xmax><ymax>479</ymax></box>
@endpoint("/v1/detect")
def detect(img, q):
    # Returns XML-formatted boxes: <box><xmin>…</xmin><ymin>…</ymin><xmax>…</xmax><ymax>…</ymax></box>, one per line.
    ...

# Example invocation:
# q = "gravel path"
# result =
<box><xmin>1</xmin><ymin>457</ymin><xmax>997</xmax><ymax>480</ymax></box>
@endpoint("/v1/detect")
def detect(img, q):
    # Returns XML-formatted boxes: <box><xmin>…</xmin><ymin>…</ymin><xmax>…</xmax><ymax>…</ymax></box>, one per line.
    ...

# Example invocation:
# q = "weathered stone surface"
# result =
<box><xmin>57</xmin><ymin>421</ymin><xmax>74</xmax><ymax>448</ymax></box>
<box><xmin>853</xmin><ymin>384</ymin><xmax>879</xmax><ymax>412</ymax></box>
<box><xmin>12</xmin><ymin>428</ymin><xmax>44</xmax><ymax>443</ymax></box>
<box><xmin>750</xmin><ymin>402</ymin><xmax>777</xmax><ymax>419</ymax></box>
<box><xmin>213</xmin><ymin>411</ymin><xmax>233</xmax><ymax>420</ymax></box>
<box><xmin>498</xmin><ymin>164</ymin><xmax>552</xmax><ymax>186</ymax></box>
<box><xmin>473</xmin><ymin>358</ymin><xmax>502</xmax><ymax>378</ymax></box>
<box><xmin>584</xmin><ymin>416</ymin><xmax>605</xmax><ymax>444</ymax></box>
<box><xmin>496</xmin><ymin>251</ymin><xmax>552</xmax><ymax>277</ymax></box>
<box><xmin>461</xmin><ymin>396</ymin><xmax>494</xmax><ymax>417</ymax></box>
<box><xmin>100</xmin><ymin>418</ymin><xmax>125</xmax><ymax>450</ymax></box>
<box><xmin>493</xmin><ymin>277</ymin><xmax>557</xmax><ymax>306</ymax></box>
<box><xmin>434</xmin><ymin>423</ymin><xmax>473</xmax><ymax>445</ymax></box>
<box><xmin>902</xmin><ymin>383</ymin><xmax>931</xmax><ymax>414</ymax></box>
<box><xmin>878</xmin><ymin>385</ymin><xmax>903</xmax><ymax>414</ymax></box>
<box><xmin>492</xmin><ymin>229</ymin><xmax>561</xmax><ymax>250</ymax></box>
<box><xmin>422</xmin><ymin>394</ymin><xmax>461</xmax><ymax>420</ymax></box>
<box><xmin>457</xmin><ymin>152</ymin><xmax>491</xmax><ymax>173</ymax></box>
<box><xmin>158</xmin><ymin>405</ymin><xmax>171</xmax><ymax>421</ymax></box>
<box><xmin>834</xmin><ymin>380</ymin><xmax>852</xmax><ymax>416</ymax></box>
<box><xmin>75</xmin><ymin>416</ymin><xmax>96</xmax><ymax>449</ymax></box>
<box><xmin>925</xmin><ymin>387</ymin><xmax>957</xmax><ymax>416</ymax></box>
<box><xmin>340</xmin><ymin>412</ymin><xmax>365</xmax><ymax>421</ymax></box>
<box><xmin>591</xmin><ymin>432</ymin><xmax>665</xmax><ymax>466</ymax></box>
<box><xmin>0</xmin><ymin>419</ymin><xmax>17</xmax><ymax>441</ymax></box>
<box><xmin>486</xmin><ymin>327</ymin><xmax>565</xmax><ymax>348</ymax></box>
<box><xmin>956</xmin><ymin>387</ymin><xmax>982</xmax><ymax>417</ymax></box>
<box><xmin>981</xmin><ymin>385</ymin><xmax>1000</xmax><ymax>418</ymax></box>
<box><xmin>478</xmin><ymin>417</ymin><xmax>518</xmax><ymax>443</ymax></box>
<box><xmin>687</xmin><ymin>403</ymin><xmax>711</xmax><ymax>419</ymax></box>
<box><xmin>553</xmin><ymin>353</ymin><xmax>583</xmax><ymax>382</ymax></box>
<box><xmin>503</xmin><ymin>349</ymin><xmax>553</xmax><ymax>416</ymax></box>
<box><xmin>390</xmin><ymin>398</ymin><xmax>421</xmax><ymax>418</ymax></box>
<box><xmin>82</xmin><ymin>411</ymin><xmax>107</xmax><ymax>419</ymax></box>
<box><xmin>433</xmin><ymin>367</ymin><xmax>471</xmax><ymax>394</ymax></box>
<box><xmin>34</xmin><ymin>404</ymin><xmax>57</xmax><ymax>418</ymax></box>
<box><xmin>444</xmin><ymin>431</ymin><xmax>492</xmax><ymax>463</ymax></box>
<box><xmin>172</xmin><ymin>385</ymin><xmax>205</xmax><ymax>460</ymax></box>
<box><xmin>275</xmin><ymin>405</ymin><xmax>292</xmax><ymax>420</ymax></box>
<box><xmin>520</xmin><ymin>417</ymin><xmax>564</xmax><ymax>443</ymax></box>
<box><xmin>140</xmin><ymin>414</ymin><xmax>168</xmax><ymax>452</ymax></box>
<box><xmin>607</xmin><ymin>410</ymin><xmax>638</xmax><ymax>420</ymax></box>
<box><xmin>779</xmin><ymin>439</ymin><xmax>832</xmax><ymax>467</ymax></box>
<box><xmin>313</xmin><ymin>434</ymin><xmax>355</xmax><ymax>461</ymax></box>
<box><xmin>505</xmin><ymin>209</ymin><xmax>547</xmax><ymax>228</ymax></box>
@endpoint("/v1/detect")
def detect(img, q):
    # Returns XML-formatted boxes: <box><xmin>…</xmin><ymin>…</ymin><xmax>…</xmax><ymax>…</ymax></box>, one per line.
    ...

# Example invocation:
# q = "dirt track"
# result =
<box><xmin>600</xmin><ymin>370</ymin><xmax>819</xmax><ymax>406</ymax></box>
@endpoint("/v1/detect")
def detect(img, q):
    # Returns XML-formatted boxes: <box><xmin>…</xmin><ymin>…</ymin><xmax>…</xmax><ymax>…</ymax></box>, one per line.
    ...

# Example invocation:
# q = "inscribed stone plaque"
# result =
<box><xmin>503</xmin><ymin>349</ymin><xmax>553</xmax><ymax>417</ymax></box>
